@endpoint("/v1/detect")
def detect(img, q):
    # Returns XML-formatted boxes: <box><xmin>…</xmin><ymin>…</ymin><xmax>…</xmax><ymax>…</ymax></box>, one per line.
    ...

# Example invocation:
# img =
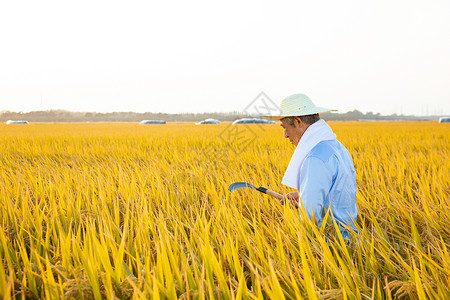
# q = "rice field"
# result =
<box><xmin>0</xmin><ymin>121</ymin><xmax>449</xmax><ymax>299</ymax></box>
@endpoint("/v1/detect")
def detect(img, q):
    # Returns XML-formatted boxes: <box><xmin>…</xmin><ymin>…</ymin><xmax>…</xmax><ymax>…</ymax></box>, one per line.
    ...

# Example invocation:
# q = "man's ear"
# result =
<box><xmin>294</xmin><ymin>117</ymin><xmax>302</xmax><ymax>127</ymax></box>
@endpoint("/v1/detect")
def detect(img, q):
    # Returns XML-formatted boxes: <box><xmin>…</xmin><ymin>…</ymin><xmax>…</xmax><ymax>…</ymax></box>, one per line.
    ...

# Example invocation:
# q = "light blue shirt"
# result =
<box><xmin>298</xmin><ymin>140</ymin><xmax>358</xmax><ymax>238</ymax></box>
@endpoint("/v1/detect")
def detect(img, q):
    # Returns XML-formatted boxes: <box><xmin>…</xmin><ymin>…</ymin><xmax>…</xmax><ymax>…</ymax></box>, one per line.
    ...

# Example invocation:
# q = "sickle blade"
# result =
<box><xmin>228</xmin><ymin>182</ymin><xmax>257</xmax><ymax>192</ymax></box>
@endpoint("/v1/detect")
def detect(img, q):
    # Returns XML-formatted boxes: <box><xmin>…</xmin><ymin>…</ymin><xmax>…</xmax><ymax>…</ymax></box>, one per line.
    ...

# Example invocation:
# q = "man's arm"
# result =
<box><xmin>298</xmin><ymin>156</ymin><xmax>334</xmax><ymax>225</ymax></box>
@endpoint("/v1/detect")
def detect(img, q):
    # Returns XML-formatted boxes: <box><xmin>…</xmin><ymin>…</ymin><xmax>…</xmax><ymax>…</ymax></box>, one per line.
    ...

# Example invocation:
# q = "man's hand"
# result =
<box><xmin>281</xmin><ymin>192</ymin><xmax>300</xmax><ymax>208</ymax></box>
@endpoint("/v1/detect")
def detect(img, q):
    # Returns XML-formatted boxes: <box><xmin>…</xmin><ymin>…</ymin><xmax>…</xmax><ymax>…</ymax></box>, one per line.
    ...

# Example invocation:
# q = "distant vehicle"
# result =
<box><xmin>196</xmin><ymin>118</ymin><xmax>220</xmax><ymax>125</ymax></box>
<box><xmin>232</xmin><ymin>118</ymin><xmax>277</xmax><ymax>125</ymax></box>
<box><xmin>140</xmin><ymin>120</ymin><xmax>166</xmax><ymax>124</ymax></box>
<box><xmin>439</xmin><ymin>117</ymin><xmax>450</xmax><ymax>123</ymax></box>
<box><xmin>6</xmin><ymin>120</ymin><xmax>29</xmax><ymax>124</ymax></box>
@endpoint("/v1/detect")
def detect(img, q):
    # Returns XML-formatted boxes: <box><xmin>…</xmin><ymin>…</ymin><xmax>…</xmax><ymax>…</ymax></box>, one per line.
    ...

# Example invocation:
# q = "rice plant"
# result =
<box><xmin>0</xmin><ymin>121</ymin><xmax>448</xmax><ymax>299</ymax></box>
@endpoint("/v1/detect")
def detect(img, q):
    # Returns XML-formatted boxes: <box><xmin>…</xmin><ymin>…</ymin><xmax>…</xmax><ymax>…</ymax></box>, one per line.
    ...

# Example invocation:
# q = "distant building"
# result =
<box><xmin>195</xmin><ymin>118</ymin><xmax>220</xmax><ymax>125</ymax></box>
<box><xmin>439</xmin><ymin>117</ymin><xmax>450</xmax><ymax>123</ymax></box>
<box><xmin>140</xmin><ymin>120</ymin><xmax>166</xmax><ymax>124</ymax></box>
<box><xmin>6</xmin><ymin>120</ymin><xmax>29</xmax><ymax>124</ymax></box>
<box><xmin>232</xmin><ymin>118</ymin><xmax>277</xmax><ymax>124</ymax></box>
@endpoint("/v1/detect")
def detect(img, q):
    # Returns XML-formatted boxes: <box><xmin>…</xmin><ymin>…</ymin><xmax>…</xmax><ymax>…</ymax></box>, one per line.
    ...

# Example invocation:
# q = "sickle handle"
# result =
<box><xmin>265</xmin><ymin>189</ymin><xmax>284</xmax><ymax>200</ymax></box>
<box><xmin>257</xmin><ymin>187</ymin><xmax>284</xmax><ymax>200</ymax></box>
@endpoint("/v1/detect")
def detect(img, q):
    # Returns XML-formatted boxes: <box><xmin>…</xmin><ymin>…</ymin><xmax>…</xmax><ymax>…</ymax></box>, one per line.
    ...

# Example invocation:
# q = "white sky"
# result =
<box><xmin>0</xmin><ymin>0</ymin><xmax>449</xmax><ymax>115</ymax></box>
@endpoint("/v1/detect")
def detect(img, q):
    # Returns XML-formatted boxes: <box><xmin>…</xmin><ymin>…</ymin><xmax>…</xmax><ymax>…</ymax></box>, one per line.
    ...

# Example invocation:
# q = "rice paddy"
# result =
<box><xmin>0</xmin><ymin>121</ymin><xmax>449</xmax><ymax>299</ymax></box>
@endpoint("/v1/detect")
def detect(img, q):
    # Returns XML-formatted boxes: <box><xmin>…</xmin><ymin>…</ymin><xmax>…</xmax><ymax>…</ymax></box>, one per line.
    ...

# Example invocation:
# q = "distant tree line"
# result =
<box><xmin>321</xmin><ymin>110</ymin><xmax>439</xmax><ymax>121</ymax></box>
<box><xmin>0</xmin><ymin>109</ymin><xmax>440</xmax><ymax>123</ymax></box>
<box><xmin>0</xmin><ymin>110</ymin><xmax>247</xmax><ymax>122</ymax></box>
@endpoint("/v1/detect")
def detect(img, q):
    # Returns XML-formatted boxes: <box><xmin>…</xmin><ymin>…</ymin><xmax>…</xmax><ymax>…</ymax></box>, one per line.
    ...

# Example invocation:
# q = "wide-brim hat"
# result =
<box><xmin>263</xmin><ymin>93</ymin><xmax>336</xmax><ymax>121</ymax></box>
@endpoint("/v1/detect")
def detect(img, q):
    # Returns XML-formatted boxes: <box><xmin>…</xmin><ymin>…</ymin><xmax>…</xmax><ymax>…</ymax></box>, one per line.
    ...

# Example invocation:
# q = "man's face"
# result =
<box><xmin>280</xmin><ymin>117</ymin><xmax>308</xmax><ymax>146</ymax></box>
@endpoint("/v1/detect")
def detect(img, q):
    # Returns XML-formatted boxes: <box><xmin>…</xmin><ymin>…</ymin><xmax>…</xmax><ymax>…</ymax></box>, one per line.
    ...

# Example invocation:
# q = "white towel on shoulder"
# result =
<box><xmin>282</xmin><ymin>119</ymin><xmax>337</xmax><ymax>190</ymax></box>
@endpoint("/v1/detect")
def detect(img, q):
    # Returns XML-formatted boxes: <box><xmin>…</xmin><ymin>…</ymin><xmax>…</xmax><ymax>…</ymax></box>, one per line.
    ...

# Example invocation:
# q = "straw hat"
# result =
<box><xmin>264</xmin><ymin>94</ymin><xmax>336</xmax><ymax>121</ymax></box>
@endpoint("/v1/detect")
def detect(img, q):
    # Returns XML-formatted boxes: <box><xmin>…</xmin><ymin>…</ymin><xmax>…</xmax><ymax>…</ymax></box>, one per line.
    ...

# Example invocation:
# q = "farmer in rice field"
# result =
<box><xmin>264</xmin><ymin>94</ymin><xmax>358</xmax><ymax>239</ymax></box>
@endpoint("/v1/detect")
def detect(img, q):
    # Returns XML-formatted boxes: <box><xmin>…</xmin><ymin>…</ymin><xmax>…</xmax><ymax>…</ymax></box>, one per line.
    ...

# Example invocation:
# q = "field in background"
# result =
<box><xmin>0</xmin><ymin>122</ymin><xmax>449</xmax><ymax>299</ymax></box>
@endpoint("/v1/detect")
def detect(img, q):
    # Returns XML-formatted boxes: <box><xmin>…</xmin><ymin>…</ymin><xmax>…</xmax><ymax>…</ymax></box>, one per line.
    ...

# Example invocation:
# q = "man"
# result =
<box><xmin>265</xmin><ymin>94</ymin><xmax>358</xmax><ymax>239</ymax></box>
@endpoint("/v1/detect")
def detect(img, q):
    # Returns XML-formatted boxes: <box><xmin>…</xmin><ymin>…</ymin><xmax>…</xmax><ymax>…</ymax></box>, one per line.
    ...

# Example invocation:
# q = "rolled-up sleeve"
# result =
<box><xmin>298</xmin><ymin>156</ymin><xmax>333</xmax><ymax>226</ymax></box>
